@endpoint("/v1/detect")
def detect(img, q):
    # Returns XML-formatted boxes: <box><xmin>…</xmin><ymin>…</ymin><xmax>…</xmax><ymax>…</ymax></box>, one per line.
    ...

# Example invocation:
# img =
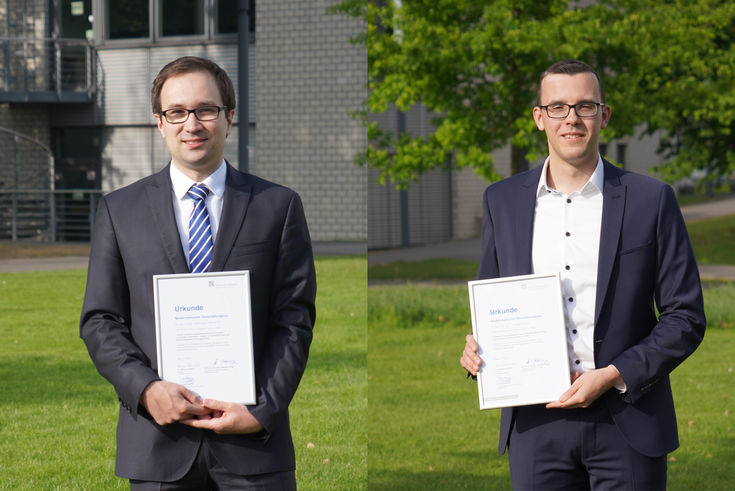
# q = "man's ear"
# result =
<box><xmin>533</xmin><ymin>106</ymin><xmax>545</xmax><ymax>131</ymax></box>
<box><xmin>155</xmin><ymin>114</ymin><xmax>165</xmax><ymax>137</ymax></box>
<box><xmin>225</xmin><ymin>109</ymin><xmax>235</xmax><ymax>137</ymax></box>
<box><xmin>600</xmin><ymin>104</ymin><xmax>611</xmax><ymax>130</ymax></box>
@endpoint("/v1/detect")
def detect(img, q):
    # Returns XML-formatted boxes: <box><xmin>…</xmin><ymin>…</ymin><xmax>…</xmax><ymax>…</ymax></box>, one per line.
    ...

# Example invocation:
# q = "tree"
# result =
<box><xmin>336</xmin><ymin>0</ymin><xmax>735</xmax><ymax>187</ymax></box>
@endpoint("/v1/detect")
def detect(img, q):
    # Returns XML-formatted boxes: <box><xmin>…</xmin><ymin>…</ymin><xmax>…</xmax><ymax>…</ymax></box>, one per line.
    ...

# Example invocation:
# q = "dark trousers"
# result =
<box><xmin>129</xmin><ymin>438</ymin><xmax>297</xmax><ymax>491</ymax></box>
<box><xmin>508</xmin><ymin>402</ymin><xmax>667</xmax><ymax>491</ymax></box>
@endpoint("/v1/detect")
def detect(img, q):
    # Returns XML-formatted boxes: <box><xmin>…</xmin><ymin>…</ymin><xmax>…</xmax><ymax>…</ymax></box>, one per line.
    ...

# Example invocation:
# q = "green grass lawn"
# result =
<box><xmin>369</xmin><ymin>214</ymin><xmax>735</xmax><ymax>283</ymax></box>
<box><xmin>687</xmin><ymin>215</ymin><xmax>735</xmax><ymax>265</ymax></box>
<box><xmin>0</xmin><ymin>256</ymin><xmax>366</xmax><ymax>490</ymax></box>
<box><xmin>368</xmin><ymin>283</ymin><xmax>735</xmax><ymax>490</ymax></box>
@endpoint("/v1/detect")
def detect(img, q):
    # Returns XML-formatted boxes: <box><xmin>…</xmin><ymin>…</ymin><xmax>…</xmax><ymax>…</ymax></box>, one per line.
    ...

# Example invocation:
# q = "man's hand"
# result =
<box><xmin>180</xmin><ymin>399</ymin><xmax>264</xmax><ymax>435</ymax></box>
<box><xmin>140</xmin><ymin>380</ymin><xmax>208</xmax><ymax>425</ymax></box>
<box><xmin>546</xmin><ymin>365</ymin><xmax>623</xmax><ymax>409</ymax></box>
<box><xmin>460</xmin><ymin>334</ymin><xmax>482</xmax><ymax>376</ymax></box>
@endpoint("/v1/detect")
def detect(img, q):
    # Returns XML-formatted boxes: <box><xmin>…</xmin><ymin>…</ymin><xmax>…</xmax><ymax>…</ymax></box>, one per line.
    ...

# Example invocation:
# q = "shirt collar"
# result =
<box><xmin>536</xmin><ymin>155</ymin><xmax>605</xmax><ymax>197</ymax></box>
<box><xmin>170</xmin><ymin>159</ymin><xmax>227</xmax><ymax>200</ymax></box>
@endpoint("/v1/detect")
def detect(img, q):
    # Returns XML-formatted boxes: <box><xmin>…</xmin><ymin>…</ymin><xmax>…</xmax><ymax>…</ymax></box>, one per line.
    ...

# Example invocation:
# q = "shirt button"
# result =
<box><xmin>575</xmin><ymin>359</ymin><xmax>581</xmax><ymax>365</ymax></box>
<box><xmin>572</xmin><ymin>329</ymin><xmax>578</xmax><ymax>334</ymax></box>
<box><xmin>568</xmin><ymin>297</ymin><xmax>574</xmax><ymax>302</ymax></box>
<box><xmin>566</xmin><ymin>198</ymin><xmax>572</xmax><ymax>203</ymax></box>
<box><xmin>565</xmin><ymin>265</ymin><xmax>570</xmax><ymax>270</ymax></box>
<box><xmin>565</xmin><ymin>232</ymin><xmax>571</xmax><ymax>237</ymax></box>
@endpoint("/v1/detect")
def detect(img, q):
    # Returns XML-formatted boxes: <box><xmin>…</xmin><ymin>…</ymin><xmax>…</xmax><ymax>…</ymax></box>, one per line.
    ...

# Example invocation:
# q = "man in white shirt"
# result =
<box><xmin>460</xmin><ymin>60</ymin><xmax>705</xmax><ymax>490</ymax></box>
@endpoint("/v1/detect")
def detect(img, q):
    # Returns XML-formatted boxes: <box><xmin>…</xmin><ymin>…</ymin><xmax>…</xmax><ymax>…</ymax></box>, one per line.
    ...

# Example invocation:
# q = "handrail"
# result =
<box><xmin>0</xmin><ymin>37</ymin><xmax>95</xmax><ymax>99</ymax></box>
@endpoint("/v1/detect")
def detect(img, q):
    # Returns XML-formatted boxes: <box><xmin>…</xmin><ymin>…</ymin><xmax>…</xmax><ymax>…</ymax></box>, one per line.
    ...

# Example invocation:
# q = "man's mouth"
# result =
<box><xmin>182</xmin><ymin>138</ymin><xmax>207</xmax><ymax>147</ymax></box>
<box><xmin>562</xmin><ymin>133</ymin><xmax>584</xmax><ymax>140</ymax></box>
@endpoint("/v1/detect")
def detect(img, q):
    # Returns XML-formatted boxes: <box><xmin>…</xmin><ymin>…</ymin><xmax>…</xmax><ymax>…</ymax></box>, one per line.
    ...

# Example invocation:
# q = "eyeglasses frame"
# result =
<box><xmin>536</xmin><ymin>102</ymin><xmax>605</xmax><ymax>119</ymax></box>
<box><xmin>159</xmin><ymin>105</ymin><xmax>230</xmax><ymax>124</ymax></box>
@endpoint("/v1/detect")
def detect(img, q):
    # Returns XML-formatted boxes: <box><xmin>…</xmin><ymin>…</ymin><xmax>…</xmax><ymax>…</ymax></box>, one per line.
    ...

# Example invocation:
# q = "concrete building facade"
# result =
<box><xmin>0</xmin><ymin>0</ymin><xmax>367</xmax><ymax>242</ymax></box>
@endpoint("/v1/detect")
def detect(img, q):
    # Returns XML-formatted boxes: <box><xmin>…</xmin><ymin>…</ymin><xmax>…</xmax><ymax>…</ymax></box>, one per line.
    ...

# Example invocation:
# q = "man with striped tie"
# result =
<box><xmin>80</xmin><ymin>57</ymin><xmax>316</xmax><ymax>490</ymax></box>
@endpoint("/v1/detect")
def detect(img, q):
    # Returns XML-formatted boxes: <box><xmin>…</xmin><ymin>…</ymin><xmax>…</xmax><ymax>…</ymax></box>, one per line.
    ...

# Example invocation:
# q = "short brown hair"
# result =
<box><xmin>536</xmin><ymin>60</ymin><xmax>605</xmax><ymax>106</ymax></box>
<box><xmin>151</xmin><ymin>56</ymin><xmax>236</xmax><ymax>114</ymax></box>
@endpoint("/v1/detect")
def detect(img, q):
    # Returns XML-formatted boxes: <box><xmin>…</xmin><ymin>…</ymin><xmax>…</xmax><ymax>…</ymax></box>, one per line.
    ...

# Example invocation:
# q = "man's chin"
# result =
<box><xmin>172</xmin><ymin>158</ymin><xmax>222</xmax><ymax>174</ymax></box>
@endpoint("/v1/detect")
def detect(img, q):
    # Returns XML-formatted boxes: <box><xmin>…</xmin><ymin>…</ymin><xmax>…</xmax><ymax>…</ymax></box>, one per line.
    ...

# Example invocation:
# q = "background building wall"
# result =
<box><xmin>256</xmin><ymin>1</ymin><xmax>367</xmax><ymax>241</ymax></box>
<box><xmin>0</xmin><ymin>105</ymin><xmax>51</xmax><ymax>189</ymax></box>
<box><xmin>91</xmin><ymin>45</ymin><xmax>253</xmax><ymax>191</ymax></box>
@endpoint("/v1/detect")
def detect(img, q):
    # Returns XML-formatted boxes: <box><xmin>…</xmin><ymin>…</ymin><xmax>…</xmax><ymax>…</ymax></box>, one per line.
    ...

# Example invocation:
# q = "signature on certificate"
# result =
<box><xmin>522</xmin><ymin>358</ymin><xmax>551</xmax><ymax>369</ymax></box>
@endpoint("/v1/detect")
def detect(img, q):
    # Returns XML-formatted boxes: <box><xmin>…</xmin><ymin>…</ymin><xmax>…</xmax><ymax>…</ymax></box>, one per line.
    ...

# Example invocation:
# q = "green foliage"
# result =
<box><xmin>337</xmin><ymin>0</ymin><xmax>735</xmax><ymax>187</ymax></box>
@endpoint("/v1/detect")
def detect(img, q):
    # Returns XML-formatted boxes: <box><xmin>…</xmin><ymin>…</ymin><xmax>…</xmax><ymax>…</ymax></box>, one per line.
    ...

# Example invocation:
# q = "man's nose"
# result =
<box><xmin>184</xmin><ymin>112</ymin><xmax>204</xmax><ymax>131</ymax></box>
<box><xmin>565</xmin><ymin>106</ymin><xmax>582</xmax><ymax>122</ymax></box>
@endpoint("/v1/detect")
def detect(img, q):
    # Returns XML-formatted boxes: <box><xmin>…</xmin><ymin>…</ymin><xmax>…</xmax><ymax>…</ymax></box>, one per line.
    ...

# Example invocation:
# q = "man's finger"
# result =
<box><xmin>181</xmin><ymin>418</ymin><xmax>217</xmax><ymax>430</ymax></box>
<box><xmin>201</xmin><ymin>398</ymin><xmax>232</xmax><ymax>411</ymax></box>
<box><xmin>179</xmin><ymin>387</ymin><xmax>203</xmax><ymax>405</ymax></box>
<box><xmin>465</xmin><ymin>334</ymin><xmax>477</xmax><ymax>351</ymax></box>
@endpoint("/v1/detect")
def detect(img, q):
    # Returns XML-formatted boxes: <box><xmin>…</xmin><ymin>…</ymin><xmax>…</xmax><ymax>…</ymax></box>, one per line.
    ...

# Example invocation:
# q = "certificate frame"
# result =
<box><xmin>153</xmin><ymin>270</ymin><xmax>255</xmax><ymax>405</ymax></box>
<box><xmin>468</xmin><ymin>272</ymin><xmax>570</xmax><ymax>410</ymax></box>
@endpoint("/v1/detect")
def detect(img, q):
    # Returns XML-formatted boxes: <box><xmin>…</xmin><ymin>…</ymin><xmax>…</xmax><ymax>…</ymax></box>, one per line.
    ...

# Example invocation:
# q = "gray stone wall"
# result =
<box><xmin>256</xmin><ymin>1</ymin><xmax>367</xmax><ymax>241</ymax></box>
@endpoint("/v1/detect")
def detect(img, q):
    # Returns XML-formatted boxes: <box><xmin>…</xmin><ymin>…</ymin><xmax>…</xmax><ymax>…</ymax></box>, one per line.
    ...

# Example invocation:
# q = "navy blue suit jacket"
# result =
<box><xmin>80</xmin><ymin>163</ymin><xmax>316</xmax><ymax>480</ymax></box>
<box><xmin>478</xmin><ymin>160</ymin><xmax>705</xmax><ymax>458</ymax></box>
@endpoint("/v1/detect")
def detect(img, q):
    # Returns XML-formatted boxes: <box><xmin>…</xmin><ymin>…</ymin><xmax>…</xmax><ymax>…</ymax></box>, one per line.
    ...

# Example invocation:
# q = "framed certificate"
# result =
<box><xmin>468</xmin><ymin>273</ymin><xmax>570</xmax><ymax>410</ymax></box>
<box><xmin>153</xmin><ymin>271</ymin><xmax>255</xmax><ymax>405</ymax></box>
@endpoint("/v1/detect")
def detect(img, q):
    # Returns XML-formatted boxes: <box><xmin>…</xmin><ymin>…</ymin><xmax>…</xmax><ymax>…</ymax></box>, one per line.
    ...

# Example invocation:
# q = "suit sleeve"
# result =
<box><xmin>79</xmin><ymin>196</ymin><xmax>159</xmax><ymax>418</ymax></box>
<box><xmin>248</xmin><ymin>192</ymin><xmax>316</xmax><ymax>433</ymax></box>
<box><xmin>477</xmin><ymin>186</ymin><xmax>501</xmax><ymax>281</ymax></box>
<box><xmin>611</xmin><ymin>185</ymin><xmax>706</xmax><ymax>404</ymax></box>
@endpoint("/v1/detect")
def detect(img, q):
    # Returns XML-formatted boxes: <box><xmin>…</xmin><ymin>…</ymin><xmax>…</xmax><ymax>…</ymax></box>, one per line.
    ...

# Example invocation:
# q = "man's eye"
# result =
<box><xmin>549</xmin><ymin>105</ymin><xmax>565</xmax><ymax>111</ymax></box>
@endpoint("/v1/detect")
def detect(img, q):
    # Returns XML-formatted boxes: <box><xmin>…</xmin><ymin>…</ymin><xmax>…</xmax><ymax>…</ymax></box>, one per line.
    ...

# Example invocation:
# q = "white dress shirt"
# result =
<box><xmin>169</xmin><ymin>160</ymin><xmax>226</xmax><ymax>262</ymax></box>
<box><xmin>532</xmin><ymin>156</ymin><xmax>604</xmax><ymax>377</ymax></box>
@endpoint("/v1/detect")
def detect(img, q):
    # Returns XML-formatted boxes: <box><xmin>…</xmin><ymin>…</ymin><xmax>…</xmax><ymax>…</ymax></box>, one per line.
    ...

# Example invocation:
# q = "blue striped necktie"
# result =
<box><xmin>187</xmin><ymin>183</ymin><xmax>213</xmax><ymax>273</ymax></box>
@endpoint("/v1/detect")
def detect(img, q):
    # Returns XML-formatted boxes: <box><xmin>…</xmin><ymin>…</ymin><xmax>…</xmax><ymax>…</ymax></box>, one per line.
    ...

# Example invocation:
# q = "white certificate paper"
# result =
<box><xmin>468</xmin><ymin>273</ymin><xmax>570</xmax><ymax>410</ymax></box>
<box><xmin>153</xmin><ymin>271</ymin><xmax>255</xmax><ymax>405</ymax></box>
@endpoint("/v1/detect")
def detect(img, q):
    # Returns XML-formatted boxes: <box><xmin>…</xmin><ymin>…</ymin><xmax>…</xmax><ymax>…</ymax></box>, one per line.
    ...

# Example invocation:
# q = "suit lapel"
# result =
<box><xmin>146</xmin><ymin>165</ymin><xmax>189</xmax><ymax>273</ymax></box>
<box><xmin>515</xmin><ymin>165</ymin><xmax>543</xmax><ymax>275</ymax></box>
<box><xmin>210</xmin><ymin>163</ymin><xmax>253</xmax><ymax>271</ymax></box>
<box><xmin>595</xmin><ymin>160</ymin><xmax>627</xmax><ymax>325</ymax></box>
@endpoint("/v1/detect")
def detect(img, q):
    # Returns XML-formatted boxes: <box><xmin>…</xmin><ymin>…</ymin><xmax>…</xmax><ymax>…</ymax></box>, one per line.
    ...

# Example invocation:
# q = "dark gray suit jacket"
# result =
<box><xmin>478</xmin><ymin>160</ymin><xmax>705</xmax><ymax>458</ymax></box>
<box><xmin>80</xmin><ymin>163</ymin><xmax>316</xmax><ymax>480</ymax></box>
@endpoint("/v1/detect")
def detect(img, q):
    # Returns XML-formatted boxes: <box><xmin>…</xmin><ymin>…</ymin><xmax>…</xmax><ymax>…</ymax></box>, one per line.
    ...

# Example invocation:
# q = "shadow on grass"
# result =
<box><xmin>0</xmin><ymin>357</ymin><xmax>114</xmax><ymax>405</ymax></box>
<box><xmin>306</xmin><ymin>347</ymin><xmax>366</xmax><ymax>372</ymax></box>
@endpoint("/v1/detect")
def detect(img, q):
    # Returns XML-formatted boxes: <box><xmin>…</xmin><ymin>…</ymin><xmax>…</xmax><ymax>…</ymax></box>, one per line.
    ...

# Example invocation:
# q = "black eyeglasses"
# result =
<box><xmin>537</xmin><ymin>102</ymin><xmax>605</xmax><ymax>119</ymax></box>
<box><xmin>160</xmin><ymin>105</ymin><xmax>228</xmax><ymax>124</ymax></box>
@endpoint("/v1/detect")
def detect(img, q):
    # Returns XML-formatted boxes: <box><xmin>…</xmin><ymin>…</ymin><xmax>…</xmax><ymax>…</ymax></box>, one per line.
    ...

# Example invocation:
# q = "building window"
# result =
<box><xmin>60</xmin><ymin>0</ymin><xmax>93</xmax><ymax>39</ymax></box>
<box><xmin>160</xmin><ymin>0</ymin><xmax>204</xmax><ymax>37</ymax></box>
<box><xmin>216</xmin><ymin>0</ymin><xmax>255</xmax><ymax>34</ymax></box>
<box><xmin>103</xmin><ymin>0</ymin><xmax>254</xmax><ymax>41</ymax></box>
<box><xmin>107</xmin><ymin>0</ymin><xmax>150</xmax><ymax>39</ymax></box>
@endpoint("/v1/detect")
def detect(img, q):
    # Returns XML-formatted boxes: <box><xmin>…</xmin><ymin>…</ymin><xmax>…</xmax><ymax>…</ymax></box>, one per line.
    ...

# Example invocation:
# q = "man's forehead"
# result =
<box><xmin>539</xmin><ymin>72</ymin><xmax>601</xmax><ymax>103</ymax></box>
<box><xmin>160</xmin><ymin>71</ymin><xmax>222</xmax><ymax>104</ymax></box>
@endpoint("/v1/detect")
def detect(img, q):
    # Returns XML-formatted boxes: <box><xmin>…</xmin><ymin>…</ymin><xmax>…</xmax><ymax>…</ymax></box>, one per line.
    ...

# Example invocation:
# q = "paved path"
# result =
<box><xmin>680</xmin><ymin>196</ymin><xmax>735</xmax><ymax>222</ymax></box>
<box><xmin>2</xmin><ymin>198</ymin><xmax>734</xmax><ymax>276</ymax></box>
<box><xmin>369</xmin><ymin>198</ymin><xmax>735</xmax><ymax>280</ymax></box>
<box><xmin>0</xmin><ymin>241</ymin><xmax>366</xmax><ymax>273</ymax></box>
